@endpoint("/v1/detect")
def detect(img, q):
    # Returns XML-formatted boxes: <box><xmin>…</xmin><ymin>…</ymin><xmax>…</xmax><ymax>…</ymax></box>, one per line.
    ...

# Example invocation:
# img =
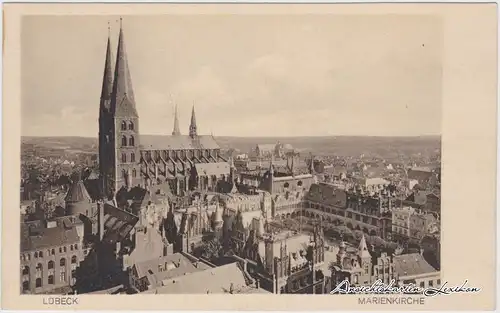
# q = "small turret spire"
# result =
<box><xmin>189</xmin><ymin>105</ymin><xmax>198</xmax><ymax>138</ymax></box>
<box><xmin>358</xmin><ymin>234</ymin><xmax>371</xmax><ymax>259</ymax></box>
<box><xmin>172</xmin><ymin>103</ymin><xmax>181</xmax><ymax>136</ymax></box>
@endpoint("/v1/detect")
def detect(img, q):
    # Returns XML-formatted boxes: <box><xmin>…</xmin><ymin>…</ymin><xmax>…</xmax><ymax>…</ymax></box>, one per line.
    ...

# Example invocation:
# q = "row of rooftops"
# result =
<box><xmin>135</xmin><ymin>253</ymin><xmax>270</xmax><ymax>294</ymax></box>
<box><xmin>335</xmin><ymin>234</ymin><xmax>438</xmax><ymax>277</ymax></box>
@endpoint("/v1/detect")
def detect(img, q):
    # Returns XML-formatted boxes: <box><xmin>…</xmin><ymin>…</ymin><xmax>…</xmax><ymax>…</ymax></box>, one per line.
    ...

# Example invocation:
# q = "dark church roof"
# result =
<box><xmin>65</xmin><ymin>180</ymin><xmax>92</xmax><ymax>203</ymax></box>
<box><xmin>307</xmin><ymin>183</ymin><xmax>347</xmax><ymax>208</ymax></box>
<box><xmin>139</xmin><ymin>135</ymin><xmax>220</xmax><ymax>151</ymax></box>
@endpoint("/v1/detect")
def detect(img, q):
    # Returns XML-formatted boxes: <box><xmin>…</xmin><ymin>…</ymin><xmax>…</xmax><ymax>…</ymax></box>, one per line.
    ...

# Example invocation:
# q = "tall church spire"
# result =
<box><xmin>100</xmin><ymin>24</ymin><xmax>114</xmax><ymax>115</ymax></box>
<box><xmin>189</xmin><ymin>105</ymin><xmax>198</xmax><ymax>138</ymax></box>
<box><xmin>172</xmin><ymin>104</ymin><xmax>181</xmax><ymax>136</ymax></box>
<box><xmin>111</xmin><ymin>18</ymin><xmax>138</xmax><ymax>117</ymax></box>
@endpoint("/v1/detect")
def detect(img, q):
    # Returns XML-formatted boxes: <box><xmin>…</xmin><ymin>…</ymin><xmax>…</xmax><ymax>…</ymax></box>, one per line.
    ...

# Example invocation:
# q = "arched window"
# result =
<box><xmin>48</xmin><ymin>275</ymin><xmax>55</xmax><ymax>285</ymax></box>
<box><xmin>51</xmin><ymin>249</ymin><xmax>55</xmax><ymax>255</ymax></box>
<box><xmin>128</xmin><ymin>121</ymin><xmax>134</xmax><ymax>130</ymax></box>
<box><xmin>22</xmin><ymin>266</ymin><xmax>29</xmax><ymax>275</ymax></box>
<box><xmin>48</xmin><ymin>261</ymin><xmax>54</xmax><ymax>270</ymax></box>
<box><xmin>132</xmin><ymin>168</ymin><xmax>137</xmax><ymax>177</ymax></box>
<box><xmin>36</xmin><ymin>263</ymin><xmax>43</xmax><ymax>272</ymax></box>
<box><xmin>74</xmin><ymin>244</ymin><xmax>78</xmax><ymax>250</ymax></box>
<box><xmin>39</xmin><ymin>251</ymin><xmax>43</xmax><ymax>258</ymax></box>
<box><xmin>122</xmin><ymin>169</ymin><xmax>127</xmax><ymax>179</ymax></box>
<box><xmin>129</xmin><ymin>136</ymin><xmax>135</xmax><ymax>146</ymax></box>
<box><xmin>22</xmin><ymin>281</ymin><xmax>29</xmax><ymax>291</ymax></box>
<box><xmin>36</xmin><ymin>278</ymin><xmax>42</xmax><ymax>288</ymax></box>
<box><xmin>121</xmin><ymin>121</ymin><xmax>127</xmax><ymax>131</ymax></box>
<box><xmin>121</xmin><ymin>136</ymin><xmax>127</xmax><ymax>147</ymax></box>
<box><xmin>121</xmin><ymin>153</ymin><xmax>127</xmax><ymax>163</ymax></box>
<box><xmin>60</xmin><ymin>258</ymin><xmax>66</xmax><ymax>267</ymax></box>
<box><xmin>71</xmin><ymin>256</ymin><xmax>77</xmax><ymax>264</ymax></box>
<box><xmin>34</xmin><ymin>252</ymin><xmax>38</xmax><ymax>258</ymax></box>
<box><xmin>284</xmin><ymin>182</ymin><xmax>290</xmax><ymax>188</ymax></box>
<box><xmin>131</xmin><ymin>153</ymin><xmax>135</xmax><ymax>163</ymax></box>
<box><xmin>70</xmin><ymin>245</ymin><xmax>73</xmax><ymax>251</ymax></box>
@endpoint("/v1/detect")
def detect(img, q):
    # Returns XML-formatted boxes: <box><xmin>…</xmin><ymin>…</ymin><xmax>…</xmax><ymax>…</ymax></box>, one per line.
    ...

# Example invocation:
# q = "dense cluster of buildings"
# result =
<box><xmin>20</xmin><ymin>23</ymin><xmax>441</xmax><ymax>295</ymax></box>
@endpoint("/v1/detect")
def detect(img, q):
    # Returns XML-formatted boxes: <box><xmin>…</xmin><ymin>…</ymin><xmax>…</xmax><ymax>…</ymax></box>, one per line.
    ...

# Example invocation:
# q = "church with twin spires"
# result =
<box><xmin>98</xmin><ymin>22</ymin><xmax>231</xmax><ymax>200</ymax></box>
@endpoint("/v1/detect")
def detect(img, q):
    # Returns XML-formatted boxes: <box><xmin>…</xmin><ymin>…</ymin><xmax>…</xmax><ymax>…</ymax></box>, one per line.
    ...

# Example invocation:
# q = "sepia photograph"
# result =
<box><xmin>2</xmin><ymin>3</ymin><xmax>496</xmax><ymax>311</ymax></box>
<box><xmin>20</xmin><ymin>13</ymin><xmax>442</xmax><ymax>296</ymax></box>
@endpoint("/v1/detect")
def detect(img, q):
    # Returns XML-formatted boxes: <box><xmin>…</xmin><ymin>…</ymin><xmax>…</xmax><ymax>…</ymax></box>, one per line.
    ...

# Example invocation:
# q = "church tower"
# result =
<box><xmin>358</xmin><ymin>234</ymin><xmax>372</xmax><ymax>283</ymax></box>
<box><xmin>98</xmin><ymin>26</ymin><xmax>116</xmax><ymax>200</ymax></box>
<box><xmin>189</xmin><ymin>106</ymin><xmax>198</xmax><ymax>138</ymax></box>
<box><xmin>100</xmin><ymin>20</ymin><xmax>141</xmax><ymax>197</ymax></box>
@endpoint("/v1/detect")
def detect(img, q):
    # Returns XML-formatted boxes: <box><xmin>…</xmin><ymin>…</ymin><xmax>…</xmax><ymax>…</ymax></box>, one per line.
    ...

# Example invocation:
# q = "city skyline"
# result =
<box><xmin>22</xmin><ymin>15</ymin><xmax>442</xmax><ymax>137</ymax></box>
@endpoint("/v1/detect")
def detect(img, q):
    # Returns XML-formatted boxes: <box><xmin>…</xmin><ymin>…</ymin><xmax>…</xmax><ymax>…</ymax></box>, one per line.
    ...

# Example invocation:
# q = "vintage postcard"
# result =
<box><xmin>1</xmin><ymin>3</ymin><xmax>497</xmax><ymax>311</ymax></box>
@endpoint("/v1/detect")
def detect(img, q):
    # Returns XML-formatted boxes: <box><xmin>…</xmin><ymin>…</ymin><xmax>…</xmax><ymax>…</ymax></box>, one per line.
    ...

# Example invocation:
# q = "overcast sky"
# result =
<box><xmin>22</xmin><ymin>15</ymin><xmax>442</xmax><ymax>137</ymax></box>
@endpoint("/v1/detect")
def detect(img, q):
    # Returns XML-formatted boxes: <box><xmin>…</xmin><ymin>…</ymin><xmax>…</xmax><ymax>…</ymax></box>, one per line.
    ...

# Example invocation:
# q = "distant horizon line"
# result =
<box><xmin>21</xmin><ymin>134</ymin><xmax>442</xmax><ymax>139</ymax></box>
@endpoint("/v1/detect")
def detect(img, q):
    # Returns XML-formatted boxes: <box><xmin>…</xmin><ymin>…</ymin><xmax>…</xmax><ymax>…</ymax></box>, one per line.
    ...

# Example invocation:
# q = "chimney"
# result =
<box><xmin>116</xmin><ymin>241</ymin><xmax>121</xmax><ymax>255</ymax></box>
<box><xmin>273</xmin><ymin>273</ymin><xmax>277</xmax><ymax>294</ymax></box>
